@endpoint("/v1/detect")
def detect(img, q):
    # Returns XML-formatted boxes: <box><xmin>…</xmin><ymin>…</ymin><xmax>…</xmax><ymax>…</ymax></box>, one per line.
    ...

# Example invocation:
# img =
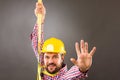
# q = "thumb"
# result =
<box><xmin>70</xmin><ymin>58</ymin><xmax>77</xmax><ymax>65</ymax></box>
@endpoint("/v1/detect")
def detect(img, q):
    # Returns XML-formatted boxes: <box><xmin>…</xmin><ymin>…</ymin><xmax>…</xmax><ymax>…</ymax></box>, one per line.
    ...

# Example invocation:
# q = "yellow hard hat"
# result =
<box><xmin>41</xmin><ymin>37</ymin><xmax>66</xmax><ymax>54</ymax></box>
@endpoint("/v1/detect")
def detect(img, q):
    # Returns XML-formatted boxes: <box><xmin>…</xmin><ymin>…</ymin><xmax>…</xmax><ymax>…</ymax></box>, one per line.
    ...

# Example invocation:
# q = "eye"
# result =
<box><xmin>53</xmin><ymin>55</ymin><xmax>59</xmax><ymax>59</ymax></box>
<box><xmin>45</xmin><ymin>56</ymin><xmax>49</xmax><ymax>59</ymax></box>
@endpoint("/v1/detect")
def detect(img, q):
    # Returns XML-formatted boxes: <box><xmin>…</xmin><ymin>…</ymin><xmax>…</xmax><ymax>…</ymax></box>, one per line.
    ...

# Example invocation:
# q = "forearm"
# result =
<box><xmin>60</xmin><ymin>65</ymin><xmax>88</xmax><ymax>80</ymax></box>
<box><xmin>31</xmin><ymin>24</ymin><xmax>39</xmax><ymax>61</ymax></box>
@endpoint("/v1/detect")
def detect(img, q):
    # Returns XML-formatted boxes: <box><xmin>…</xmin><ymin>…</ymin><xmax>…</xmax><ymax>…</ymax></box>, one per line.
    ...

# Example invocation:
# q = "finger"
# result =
<box><xmin>75</xmin><ymin>42</ymin><xmax>81</xmax><ymax>56</ymax></box>
<box><xmin>70</xmin><ymin>58</ymin><xmax>77</xmax><ymax>65</ymax></box>
<box><xmin>36</xmin><ymin>2</ymin><xmax>43</xmax><ymax>8</ymax></box>
<box><xmin>34</xmin><ymin>8</ymin><xmax>39</xmax><ymax>16</ymax></box>
<box><xmin>80</xmin><ymin>40</ymin><xmax>85</xmax><ymax>53</ymax></box>
<box><xmin>90</xmin><ymin>47</ymin><xmax>96</xmax><ymax>56</ymax></box>
<box><xmin>36</xmin><ymin>2</ymin><xmax>38</xmax><ymax>7</ymax></box>
<box><xmin>36</xmin><ymin>2</ymin><xmax>39</xmax><ymax>8</ymax></box>
<box><xmin>85</xmin><ymin>42</ymin><xmax>88</xmax><ymax>53</ymax></box>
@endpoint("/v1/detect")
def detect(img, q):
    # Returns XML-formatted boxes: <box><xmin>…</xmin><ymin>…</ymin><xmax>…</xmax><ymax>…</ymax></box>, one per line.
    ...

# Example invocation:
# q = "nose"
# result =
<box><xmin>48</xmin><ymin>58</ymin><xmax>54</xmax><ymax>63</ymax></box>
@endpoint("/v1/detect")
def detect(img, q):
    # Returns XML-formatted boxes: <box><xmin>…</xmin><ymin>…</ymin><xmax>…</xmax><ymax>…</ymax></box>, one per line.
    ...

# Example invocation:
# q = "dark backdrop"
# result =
<box><xmin>0</xmin><ymin>0</ymin><xmax>120</xmax><ymax>80</ymax></box>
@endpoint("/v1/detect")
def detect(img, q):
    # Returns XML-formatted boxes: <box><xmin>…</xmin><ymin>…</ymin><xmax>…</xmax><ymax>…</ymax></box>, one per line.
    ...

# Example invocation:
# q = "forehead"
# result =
<box><xmin>44</xmin><ymin>52</ymin><xmax>60</xmax><ymax>56</ymax></box>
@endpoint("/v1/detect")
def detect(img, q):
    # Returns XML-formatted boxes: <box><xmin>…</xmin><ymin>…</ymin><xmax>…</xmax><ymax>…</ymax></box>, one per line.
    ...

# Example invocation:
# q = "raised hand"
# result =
<box><xmin>70</xmin><ymin>40</ymin><xmax>96</xmax><ymax>72</ymax></box>
<box><xmin>34</xmin><ymin>2</ymin><xmax>46</xmax><ymax>23</ymax></box>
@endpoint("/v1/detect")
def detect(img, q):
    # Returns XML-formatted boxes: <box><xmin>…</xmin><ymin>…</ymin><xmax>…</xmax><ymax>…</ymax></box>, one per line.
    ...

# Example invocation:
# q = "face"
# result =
<box><xmin>44</xmin><ymin>52</ymin><xmax>64</xmax><ymax>74</ymax></box>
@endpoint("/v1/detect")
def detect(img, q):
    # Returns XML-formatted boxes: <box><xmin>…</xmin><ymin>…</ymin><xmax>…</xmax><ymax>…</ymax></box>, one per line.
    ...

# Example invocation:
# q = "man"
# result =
<box><xmin>31</xmin><ymin>2</ymin><xmax>96</xmax><ymax>80</ymax></box>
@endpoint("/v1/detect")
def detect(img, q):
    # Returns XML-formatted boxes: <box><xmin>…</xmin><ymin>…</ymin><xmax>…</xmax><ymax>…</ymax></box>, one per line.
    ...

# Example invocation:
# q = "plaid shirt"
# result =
<box><xmin>31</xmin><ymin>24</ymin><xmax>88</xmax><ymax>80</ymax></box>
<box><xmin>42</xmin><ymin>65</ymin><xmax>87</xmax><ymax>80</ymax></box>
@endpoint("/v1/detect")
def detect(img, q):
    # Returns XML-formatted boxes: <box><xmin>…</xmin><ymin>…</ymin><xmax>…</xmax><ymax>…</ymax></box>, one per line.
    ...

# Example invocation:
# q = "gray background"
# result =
<box><xmin>0</xmin><ymin>0</ymin><xmax>120</xmax><ymax>80</ymax></box>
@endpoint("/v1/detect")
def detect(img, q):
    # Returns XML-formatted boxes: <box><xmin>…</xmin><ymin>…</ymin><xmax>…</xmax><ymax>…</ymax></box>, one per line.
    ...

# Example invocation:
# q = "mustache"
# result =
<box><xmin>47</xmin><ymin>63</ymin><xmax>56</xmax><ymax>67</ymax></box>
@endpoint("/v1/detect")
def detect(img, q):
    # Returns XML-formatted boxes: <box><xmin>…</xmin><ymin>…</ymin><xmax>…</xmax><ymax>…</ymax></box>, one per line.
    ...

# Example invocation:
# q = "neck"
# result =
<box><xmin>42</xmin><ymin>70</ymin><xmax>58</xmax><ymax>77</ymax></box>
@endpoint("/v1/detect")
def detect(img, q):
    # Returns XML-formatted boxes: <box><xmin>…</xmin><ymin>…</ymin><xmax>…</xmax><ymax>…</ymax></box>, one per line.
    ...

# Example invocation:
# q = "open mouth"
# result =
<box><xmin>48</xmin><ymin>65</ymin><xmax>56</xmax><ymax>68</ymax></box>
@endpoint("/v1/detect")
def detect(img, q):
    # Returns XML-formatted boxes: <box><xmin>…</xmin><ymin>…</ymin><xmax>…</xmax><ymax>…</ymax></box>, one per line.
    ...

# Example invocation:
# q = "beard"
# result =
<box><xmin>46</xmin><ymin>63</ymin><xmax>61</xmax><ymax>74</ymax></box>
<box><xmin>45</xmin><ymin>62</ymin><xmax>64</xmax><ymax>74</ymax></box>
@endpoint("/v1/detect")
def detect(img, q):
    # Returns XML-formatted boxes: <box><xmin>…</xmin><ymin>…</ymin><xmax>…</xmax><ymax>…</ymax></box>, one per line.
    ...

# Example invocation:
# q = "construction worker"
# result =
<box><xmin>31</xmin><ymin>2</ymin><xmax>96</xmax><ymax>80</ymax></box>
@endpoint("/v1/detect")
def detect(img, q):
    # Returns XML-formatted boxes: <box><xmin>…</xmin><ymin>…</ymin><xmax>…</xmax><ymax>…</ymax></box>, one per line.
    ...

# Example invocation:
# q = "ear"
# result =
<box><xmin>61</xmin><ymin>54</ymin><xmax>65</xmax><ymax>60</ymax></box>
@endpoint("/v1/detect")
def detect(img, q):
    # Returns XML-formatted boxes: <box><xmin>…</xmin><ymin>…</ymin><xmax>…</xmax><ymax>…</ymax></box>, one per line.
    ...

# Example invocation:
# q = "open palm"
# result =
<box><xmin>71</xmin><ymin>40</ymin><xmax>96</xmax><ymax>72</ymax></box>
